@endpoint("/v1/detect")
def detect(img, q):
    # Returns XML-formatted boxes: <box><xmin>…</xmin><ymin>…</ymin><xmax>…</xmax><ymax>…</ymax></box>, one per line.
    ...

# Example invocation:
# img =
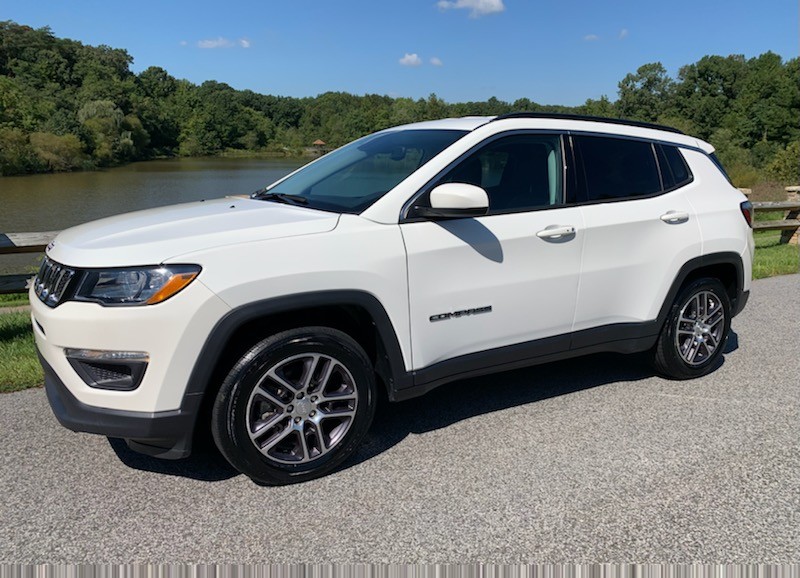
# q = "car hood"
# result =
<box><xmin>47</xmin><ymin>197</ymin><xmax>340</xmax><ymax>268</ymax></box>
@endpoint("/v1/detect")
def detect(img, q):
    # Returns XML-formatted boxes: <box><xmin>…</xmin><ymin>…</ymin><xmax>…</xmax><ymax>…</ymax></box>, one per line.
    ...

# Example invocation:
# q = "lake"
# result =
<box><xmin>0</xmin><ymin>157</ymin><xmax>305</xmax><ymax>273</ymax></box>
<box><xmin>0</xmin><ymin>157</ymin><xmax>306</xmax><ymax>233</ymax></box>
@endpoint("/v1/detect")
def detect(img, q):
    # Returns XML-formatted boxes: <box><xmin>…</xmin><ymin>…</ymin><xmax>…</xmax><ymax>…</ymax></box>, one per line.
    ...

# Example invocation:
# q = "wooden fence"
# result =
<box><xmin>0</xmin><ymin>231</ymin><xmax>57</xmax><ymax>295</ymax></box>
<box><xmin>751</xmin><ymin>201</ymin><xmax>800</xmax><ymax>244</ymax></box>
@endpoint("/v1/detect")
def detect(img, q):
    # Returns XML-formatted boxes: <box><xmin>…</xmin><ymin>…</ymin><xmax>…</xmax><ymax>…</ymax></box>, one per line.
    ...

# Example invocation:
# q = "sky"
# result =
<box><xmin>1</xmin><ymin>0</ymin><xmax>797</xmax><ymax>106</ymax></box>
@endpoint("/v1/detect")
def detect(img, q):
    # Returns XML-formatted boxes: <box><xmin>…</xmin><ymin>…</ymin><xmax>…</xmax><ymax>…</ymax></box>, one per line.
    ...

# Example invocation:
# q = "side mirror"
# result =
<box><xmin>411</xmin><ymin>183</ymin><xmax>489</xmax><ymax>220</ymax></box>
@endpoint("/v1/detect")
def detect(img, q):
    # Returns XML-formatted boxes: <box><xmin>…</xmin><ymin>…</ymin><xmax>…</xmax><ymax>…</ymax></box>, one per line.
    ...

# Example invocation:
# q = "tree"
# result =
<box><xmin>672</xmin><ymin>55</ymin><xmax>747</xmax><ymax>140</ymax></box>
<box><xmin>617</xmin><ymin>62</ymin><xmax>673</xmax><ymax>121</ymax></box>
<box><xmin>1</xmin><ymin>19</ymin><xmax>799</xmax><ymax>181</ymax></box>
<box><xmin>137</xmin><ymin>66</ymin><xmax>177</xmax><ymax>99</ymax></box>
<box><xmin>579</xmin><ymin>95</ymin><xmax>616</xmax><ymax>118</ymax></box>
<box><xmin>732</xmin><ymin>52</ymin><xmax>798</xmax><ymax>147</ymax></box>
<box><xmin>767</xmin><ymin>141</ymin><xmax>800</xmax><ymax>183</ymax></box>
<box><xmin>78</xmin><ymin>99</ymin><xmax>133</xmax><ymax>164</ymax></box>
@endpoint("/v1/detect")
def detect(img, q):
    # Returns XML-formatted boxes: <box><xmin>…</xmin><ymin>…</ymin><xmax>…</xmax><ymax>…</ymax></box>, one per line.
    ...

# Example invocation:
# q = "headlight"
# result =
<box><xmin>75</xmin><ymin>265</ymin><xmax>201</xmax><ymax>306</ymax></box>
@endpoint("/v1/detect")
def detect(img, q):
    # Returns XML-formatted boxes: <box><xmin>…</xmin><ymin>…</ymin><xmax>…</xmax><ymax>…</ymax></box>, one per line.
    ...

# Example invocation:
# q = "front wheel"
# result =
<box><xmin>211</xmin><ymin>327</ymin><xmax>376</xmax><ymax>485</ymax></box>
<box><xmin>651</xmin><ymin>278</ymin><xmax>731</xmax><ymax>379</ymax></box>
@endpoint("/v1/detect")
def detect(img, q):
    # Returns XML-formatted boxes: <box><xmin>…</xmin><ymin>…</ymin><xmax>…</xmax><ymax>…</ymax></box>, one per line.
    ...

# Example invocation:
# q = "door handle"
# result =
<box><xmin>536</xmin><ymin>225</ymin><xmax>576</xmax><ymax>239</ymax></box>
<box><xmin>660</xmin><ymin>211</ymin><xmax>689</xmax><ymax>224</ymax></box>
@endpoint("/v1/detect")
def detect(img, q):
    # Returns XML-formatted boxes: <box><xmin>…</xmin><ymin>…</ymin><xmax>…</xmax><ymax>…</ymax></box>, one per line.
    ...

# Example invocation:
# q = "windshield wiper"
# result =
<box><xmin>252</xmin><ymin>190</ymin><xmax>309</xmax><ymax>206</ymax></box>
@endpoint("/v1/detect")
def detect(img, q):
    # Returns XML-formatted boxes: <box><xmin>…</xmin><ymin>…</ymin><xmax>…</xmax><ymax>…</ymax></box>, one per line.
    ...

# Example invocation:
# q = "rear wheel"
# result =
<box><xmin>652</xmin><ymin>278</ymin><xmax>731</xmax><ymax>379</ymax></box>
<box><xmin>211</xmin><ymin>327</ymin><xmax>376</xmax><ymax>485</ymax></box>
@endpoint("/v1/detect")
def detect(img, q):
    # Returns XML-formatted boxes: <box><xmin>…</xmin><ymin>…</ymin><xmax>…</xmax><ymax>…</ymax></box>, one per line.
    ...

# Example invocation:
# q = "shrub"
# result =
<box><xmin>767</xmin><ymin>141</ymin><xmax>800</xmax><ymax>184</ymax></box>
<box><xmin>0</xmin><ymin>128</ymin><xmax>39</xmax><ymax>175</ymax></box>
<box><xmin>29</xmin><ymin>132</ymin><xmax>85</xmax><ymax>171</ymax></box>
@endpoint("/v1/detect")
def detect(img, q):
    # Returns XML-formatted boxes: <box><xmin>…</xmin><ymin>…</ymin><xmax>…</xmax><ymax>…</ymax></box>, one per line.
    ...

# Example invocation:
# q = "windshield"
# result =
<box><xmin>255</xmin><ymin>129</ymin><xmax>468</xmax><ymax>213</ymax></box>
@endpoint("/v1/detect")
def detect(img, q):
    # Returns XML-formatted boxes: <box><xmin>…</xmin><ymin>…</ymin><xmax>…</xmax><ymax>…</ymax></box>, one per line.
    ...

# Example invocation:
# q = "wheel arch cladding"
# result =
<box><xmin>657</xmin><ymin>252</ymin><xmax>744</xmax><ymax>329</ymax></box>
<box><xmin>185</xmin><ymin>290</ymin><xmax>410</xmax><ymax>437</ymax></box>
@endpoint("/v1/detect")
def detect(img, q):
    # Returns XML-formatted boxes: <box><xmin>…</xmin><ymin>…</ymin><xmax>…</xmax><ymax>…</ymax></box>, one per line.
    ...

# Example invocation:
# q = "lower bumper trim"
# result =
<box><xmin>732</xmin><ymin>289</ymin><xmax>750</xmax><ymax>317</ymax></box>
<box><xmin>39</xmin><ymin>349</ymin><xmax>200</xmax><ymax>460</ymax></box>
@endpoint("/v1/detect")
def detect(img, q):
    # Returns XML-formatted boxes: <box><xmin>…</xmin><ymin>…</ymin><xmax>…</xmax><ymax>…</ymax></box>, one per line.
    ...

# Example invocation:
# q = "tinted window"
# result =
<box><xmin>441</xmin><ymin>134</ymin><xmax>563</xmax><ymax>213</ymax></box>
<box><xmin>657</xmin><ymin>144</ymin><xmax>692</xmax><ymax>189</ymax></box>
<box><xmin>576</xmin><ymin>136</ymin><xmax>661</xmax><ymax>201</ymax></box>
<box><xmin>656</xmin><ymin>145</ymin><xmax>676</xmax><ymax>190</ymax></box>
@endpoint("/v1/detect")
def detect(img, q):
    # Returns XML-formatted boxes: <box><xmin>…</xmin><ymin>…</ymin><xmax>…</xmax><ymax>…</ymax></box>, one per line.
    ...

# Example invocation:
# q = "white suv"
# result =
<box><xmin>31</xmin><ymin>114</ymin><xmax>754</xmax><ymax>485</ymax></box>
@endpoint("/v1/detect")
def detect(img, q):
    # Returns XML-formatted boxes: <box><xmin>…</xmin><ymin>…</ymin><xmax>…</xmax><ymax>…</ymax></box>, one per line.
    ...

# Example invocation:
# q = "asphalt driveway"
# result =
<box><xmin>1</xmin><ymin>274</ymin><xmax>798</xmax><ymax>563</ymax></box>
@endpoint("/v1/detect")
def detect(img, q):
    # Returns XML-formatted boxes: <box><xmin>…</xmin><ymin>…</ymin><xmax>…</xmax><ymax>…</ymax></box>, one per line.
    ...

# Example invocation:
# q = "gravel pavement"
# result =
<box><xmin>1</xmin><ymin>274</ymin><xmax>798</xmax><ymax>563</ymax></box>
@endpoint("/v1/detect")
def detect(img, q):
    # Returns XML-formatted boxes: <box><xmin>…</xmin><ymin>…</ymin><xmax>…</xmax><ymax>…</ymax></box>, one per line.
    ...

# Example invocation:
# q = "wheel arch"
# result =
<box><xmin>185</xmin><ymin>290</ymin><xmax>410</xmax><ymax>439</ymax></box>
<box><xmin>657</xmin><ymin>252</ymin><xmax>745</xmax><ymax>329</ymax></box>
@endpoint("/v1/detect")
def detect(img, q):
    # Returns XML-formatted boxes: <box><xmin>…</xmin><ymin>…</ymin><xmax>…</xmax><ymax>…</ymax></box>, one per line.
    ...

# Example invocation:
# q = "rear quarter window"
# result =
<box><xmin>657</xmin><ymin>144</ymin><xmax>693</xmax><ymax>190</ymax></box>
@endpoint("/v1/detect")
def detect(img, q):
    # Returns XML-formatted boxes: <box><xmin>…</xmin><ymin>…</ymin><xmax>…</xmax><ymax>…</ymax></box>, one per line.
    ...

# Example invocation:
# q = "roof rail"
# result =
<box><xmin>491</xmin><ymin>112</ymin><xmax>685</xmax><ymax>135</ymax></box>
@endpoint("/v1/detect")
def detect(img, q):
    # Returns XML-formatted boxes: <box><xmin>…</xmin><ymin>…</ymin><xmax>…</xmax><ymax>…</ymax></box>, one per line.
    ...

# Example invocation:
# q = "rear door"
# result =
<box><xmin>570</xmin><ymin>135</ymin><xmax>702</xmax><ymax>335</ymax></box>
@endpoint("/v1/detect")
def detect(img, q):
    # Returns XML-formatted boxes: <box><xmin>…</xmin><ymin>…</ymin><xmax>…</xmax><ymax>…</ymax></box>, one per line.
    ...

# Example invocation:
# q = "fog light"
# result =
<box><xmin>64</xmin><ymin>349</ymin><xmax>149</xmax><ymax>391</ymax></box>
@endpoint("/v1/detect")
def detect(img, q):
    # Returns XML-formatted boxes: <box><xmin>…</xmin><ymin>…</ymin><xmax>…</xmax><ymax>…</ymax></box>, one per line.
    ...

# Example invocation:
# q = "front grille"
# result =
<box><xmin>34</xmin><ymin>257</ymin><xmax>77</xmax><ymax>307</ymax></box>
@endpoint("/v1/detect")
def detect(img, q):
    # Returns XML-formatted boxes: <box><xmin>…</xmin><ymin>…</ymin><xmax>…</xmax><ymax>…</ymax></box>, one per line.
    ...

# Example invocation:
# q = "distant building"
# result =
<box><xmin>307</xmin><ymin>139</ymin><xmax>330</xmax><ymax>157</ymax></box>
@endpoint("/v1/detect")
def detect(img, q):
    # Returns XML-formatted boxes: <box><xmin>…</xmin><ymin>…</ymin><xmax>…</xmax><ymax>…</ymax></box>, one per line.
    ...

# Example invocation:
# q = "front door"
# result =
<box><xmin>401</xmin><ymin>133</ymin><xmax>585</xmax><ymax>371</ymax></box>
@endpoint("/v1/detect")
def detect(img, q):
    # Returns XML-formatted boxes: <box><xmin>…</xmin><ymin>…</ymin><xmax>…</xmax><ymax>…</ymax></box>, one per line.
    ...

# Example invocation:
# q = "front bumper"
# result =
<box><xmin>732</xmin><ymin>289</ymin><xmax>750</xmax><ymax>317</ymax></box>
<box><xmin>40</xmin><ymin>350</ymin><xmax>201</xmax><ymax>459</ymax></box>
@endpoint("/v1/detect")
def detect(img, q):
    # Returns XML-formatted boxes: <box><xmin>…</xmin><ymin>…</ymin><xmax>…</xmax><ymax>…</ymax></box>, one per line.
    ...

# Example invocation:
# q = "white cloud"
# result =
<box><xmin>179</xmin><ymin>40</ymin><xmax>188</xmax><ymax>46</ymax></box>
<box><xmin>430</xmin><ymin>56</ymin><xmax>444</xmax><ymax>66</ymax></box>
<box><xmin>196</xmin><ymin>36</ymin><xmax>251</xmax><ymax>49</ymax></box>
<box><xmin>399</xmin><ymin>53</ymin><xmax>423</xmax><ymax>67</ymax></box>
<box><xmin>619</xmin><ymin>28</ymin><xmax>629</xmax><ymax>39</ymax></box>
<box><xmin>198</xmin><ymin>37</ymin><xmax>233</xmax><ymax>49</ymax></box>
<box><xmin>583</xmin><ymin>34</ymin><xmax>600</xmax><ymax>41</ymax></box>
<box><xmin>437</xmin><ymin>0</ymin><xmax>505</xmax><ymax>18</ymax></box>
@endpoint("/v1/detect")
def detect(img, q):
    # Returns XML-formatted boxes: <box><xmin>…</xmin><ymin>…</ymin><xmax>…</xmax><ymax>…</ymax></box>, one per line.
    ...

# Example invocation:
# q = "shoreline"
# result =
<box><xmin>0</xmin><ymin>150</ymin><xmax>317</xmax><ymax>179</ymax></box>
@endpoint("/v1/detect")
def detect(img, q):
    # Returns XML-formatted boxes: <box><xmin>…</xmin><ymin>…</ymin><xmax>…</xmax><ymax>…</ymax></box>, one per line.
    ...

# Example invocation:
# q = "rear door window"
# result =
<box><xmin>574</xmin><ymin>135</ymin><xmax>662</xmax><ymax>202</ymax></box>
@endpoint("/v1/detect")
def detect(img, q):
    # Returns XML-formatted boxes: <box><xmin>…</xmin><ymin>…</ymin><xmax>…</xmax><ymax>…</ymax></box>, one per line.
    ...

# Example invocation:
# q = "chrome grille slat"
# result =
<box><xmin>34</xmin><ymin>257</ymin><xmax>77</xmax><ymax>307</ymax></box>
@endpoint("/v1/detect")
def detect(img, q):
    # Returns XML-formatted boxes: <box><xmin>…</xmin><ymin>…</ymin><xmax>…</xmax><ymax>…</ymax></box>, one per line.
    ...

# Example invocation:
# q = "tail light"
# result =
<box><xmin>740</xmin><ymin>200</ymin><xmax>753</xmax><ymax>228</ymax></box>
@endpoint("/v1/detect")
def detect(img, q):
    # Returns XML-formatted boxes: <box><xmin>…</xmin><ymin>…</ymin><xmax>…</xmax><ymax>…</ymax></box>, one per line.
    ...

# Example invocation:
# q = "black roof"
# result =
<box><xmin>491</xmin><ymin>112</ymin><xmax>685</xmax><ymax>135</ymax></box>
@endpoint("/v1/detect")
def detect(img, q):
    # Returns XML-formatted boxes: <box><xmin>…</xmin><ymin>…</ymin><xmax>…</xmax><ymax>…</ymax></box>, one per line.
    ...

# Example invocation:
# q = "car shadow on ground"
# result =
<box><xmin>109</xmin><ymin>331</ymin><xmax>739</xmax><ymax>483</ymax></box>
<box><xmin>347</xmin><ymin>351</ymin><xmax>656</xmax><ymax>470</ymax></box>
<box><xmin>108</xmin><ymin>437</ymin><xmax>238</xmax><ymax>482</ymax></box>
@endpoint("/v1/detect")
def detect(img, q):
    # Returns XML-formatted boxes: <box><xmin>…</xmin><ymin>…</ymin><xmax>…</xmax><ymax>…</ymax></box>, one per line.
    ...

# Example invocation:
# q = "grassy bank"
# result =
<box><xmin>751</xmin><ymin>198</ymin><xmax>800</xmax><ymax>278</ymax></box>
<box><xmin>0</xmin><ymin>294</ymin><xmax>30</xmax><ymax>308</ymax></box>
<box><xmin>0</xmin><ymin>310</ymin><xmax>41</xmax><ymax>393</ymax></box>
<box><xmin>753</xmin><ymin>231</ymin><xmax>799</xmax><ymax>278</ymax></box>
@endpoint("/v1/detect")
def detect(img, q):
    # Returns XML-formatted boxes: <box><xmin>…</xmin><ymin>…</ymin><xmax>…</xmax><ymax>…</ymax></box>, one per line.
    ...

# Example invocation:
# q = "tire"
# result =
<box><xmin>652</xmin><ymin>277</ymin><xmax>731</xmax><ymax>379</ymax></box>
<box><xmin>211</xmin><ymin>327</ymin><xmax>376</xmax><ymax>485</ymax></box>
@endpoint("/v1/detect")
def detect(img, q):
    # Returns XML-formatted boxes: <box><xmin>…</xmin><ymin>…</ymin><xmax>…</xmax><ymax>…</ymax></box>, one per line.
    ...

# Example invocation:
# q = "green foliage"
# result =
<box><xmin>0</xmin><ymin>127</ymin><xmax>37</xmax><ymax>174</ymax></box>
<box><xmin>29</xmin><ymin>132</ymin><xmax>85</xmax><ymax>171</ymax></box>
<box><xmin>672</xmin><ymin>55</ymin><xmax>747</xmax><ymax>140</ymax></box>
<box><xmin>617</xmin><ymin>62</ymin><xmax>673</xmax><ymax>121</ymax></box>
<box><xmin>579</xmin><ymin>95</ymin><xmax>617</xmax><ymax>118</ymax></box>
<box><xmin>0</xmin><ymin>20</ymin><xmax>798</xmax><ymax>184</ymax></box>
<box><xmin>767</xmin><ymin>141</ymin><xmax>800</xmax><ymax>183</ymax></box>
